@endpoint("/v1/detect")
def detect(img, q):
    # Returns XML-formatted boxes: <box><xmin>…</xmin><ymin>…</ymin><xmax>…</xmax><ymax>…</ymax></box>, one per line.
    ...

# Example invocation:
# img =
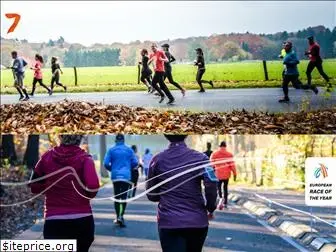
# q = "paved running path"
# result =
<box><xmin>15</xmin><ymin>179</ymin><xmax>312</xmax><ymax>251</ymax></box>
<box><xmin>1</xmin><ymin>88</ymin><xmax>335</xmax><ymax>112</ymax></box>
<box><xmin>89</xmin><ymin>180</ymin><xmax>306</xmax><ymax>252</ymax></box>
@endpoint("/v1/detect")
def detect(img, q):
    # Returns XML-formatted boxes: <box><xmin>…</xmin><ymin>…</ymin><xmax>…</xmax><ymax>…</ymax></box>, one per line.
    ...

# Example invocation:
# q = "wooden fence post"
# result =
<box><xmin>262</xmin><ymin>60</ymin><xmax>269</xmax><ymax>81</ymax></box>
<box><xmin>74</xmin><ymin>66</ymin><xmax>78</xmax><ymax>86</ymax></box>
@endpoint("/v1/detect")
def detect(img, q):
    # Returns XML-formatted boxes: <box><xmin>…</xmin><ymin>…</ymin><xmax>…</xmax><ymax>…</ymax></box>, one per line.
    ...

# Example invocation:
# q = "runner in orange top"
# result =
<box><xmin>210</xmin><ymin>141</ymin><xmax>237</xmax><ymax>209</ymax></box>
<box><xmin>148</xmin><ymin>44</ymin><xmax>175</xmax><ymax>105</ymax></box>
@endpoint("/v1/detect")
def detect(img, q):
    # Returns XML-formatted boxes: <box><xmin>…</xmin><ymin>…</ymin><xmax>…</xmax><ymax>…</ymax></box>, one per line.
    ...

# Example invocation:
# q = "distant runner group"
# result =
<box><xmin>278</xmin><ymin>36</ymin><xmax>331</xmax><ymax>103</ymax></box>
<box><xmin>8</xmin><ymin>51</ymin><xmax>67</xmax><ymax>101</ymax></box>
<box><xmin>138</xmin><ymin>43</ymin><xmax>214</xmax><ymax>104</ymax></box>
<box><xmin>7</xmin><ymin>36</ymin><xmax>332</xmax><ymax>104</ymax></box>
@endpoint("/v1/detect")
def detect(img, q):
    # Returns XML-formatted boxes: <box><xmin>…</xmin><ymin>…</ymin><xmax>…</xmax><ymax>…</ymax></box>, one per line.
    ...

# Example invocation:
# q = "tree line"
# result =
<box><xmin>1</xmin><ymin>26</ymin><xmax>335</xmax><ymax>67</ymax></box>
<box><xmin>63</xmin><ymin>48</ymin><xmax>121</xmax><ymax>67</ymax></box>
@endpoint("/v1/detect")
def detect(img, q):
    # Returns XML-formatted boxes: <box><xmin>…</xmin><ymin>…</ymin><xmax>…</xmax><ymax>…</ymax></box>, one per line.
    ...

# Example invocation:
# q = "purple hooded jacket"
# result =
<box><xmin>146</xmin><ymin>141</ymin><xmax>217</xmax><ymax>229</ymax></box>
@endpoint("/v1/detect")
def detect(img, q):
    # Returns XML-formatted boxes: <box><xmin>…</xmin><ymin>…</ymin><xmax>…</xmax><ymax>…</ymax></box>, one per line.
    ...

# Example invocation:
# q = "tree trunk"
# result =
<box><xmin>100</xmin><ymin>135</ymin><xmax>108</xmax><ymax>178</ymax></box>
<box><xmin>1</xmin><ymin>135</ymin><xmax>17</xmax><ymax>166</ymax></box>
<box><xmin>23</xmin><ymin>135</ymin><xmax>40</xmax><ymax>169</ymax></box>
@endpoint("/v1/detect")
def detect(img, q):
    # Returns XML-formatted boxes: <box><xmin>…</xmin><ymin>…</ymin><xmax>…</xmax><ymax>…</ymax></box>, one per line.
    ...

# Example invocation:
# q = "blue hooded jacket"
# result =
<box><xmin>283</xmin><ymin>50</ymin><xmax>300</xmax><ymax>76</ymax></box>
<box><xmin>104</xmin><ymin>142</ymin><xmax>138</xmax><ymax>182</ymax></box>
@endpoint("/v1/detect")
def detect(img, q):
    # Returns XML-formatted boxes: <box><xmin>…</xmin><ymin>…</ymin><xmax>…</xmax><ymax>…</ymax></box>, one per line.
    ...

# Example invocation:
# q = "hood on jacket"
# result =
<box><xmin>50</xmin><ymin>145</ymin><xmax>89</xmax><ymax>166</ymax></box>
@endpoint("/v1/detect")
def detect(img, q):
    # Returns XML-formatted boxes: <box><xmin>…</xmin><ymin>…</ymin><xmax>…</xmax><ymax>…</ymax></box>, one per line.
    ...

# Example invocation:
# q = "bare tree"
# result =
<box><xmin>1</xmin><ymin>135</ymin><xmax>17</xmax><ymax>166</ymax></box>
<box><xmin>100</xmin><ymin>135</ymin><xmax>108</xmax><ymax>178</ymax></box>
<box><xmin>23</xmin><ymin>135</ymin><xmax>40</xmax><ymax>169</ymax></box>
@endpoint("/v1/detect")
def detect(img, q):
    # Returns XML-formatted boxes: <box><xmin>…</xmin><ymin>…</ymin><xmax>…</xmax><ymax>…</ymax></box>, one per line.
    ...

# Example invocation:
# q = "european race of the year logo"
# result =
<box><xmin>305</xmin><ymin>158</ymin><xmax>336</xmax><ymax>206</ymax></box>
<box><xmin>314</xmin><ymin>163</ymin><xmax>329</xmax><ymax>179</ymax></box>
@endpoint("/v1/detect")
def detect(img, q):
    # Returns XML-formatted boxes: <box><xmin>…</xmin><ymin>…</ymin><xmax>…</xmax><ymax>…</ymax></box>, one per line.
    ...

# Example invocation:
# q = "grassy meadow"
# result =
<box><xmin>1</xmin><ymin>59</ymin><xmax>335</xmax><ymax>94</ymax></box>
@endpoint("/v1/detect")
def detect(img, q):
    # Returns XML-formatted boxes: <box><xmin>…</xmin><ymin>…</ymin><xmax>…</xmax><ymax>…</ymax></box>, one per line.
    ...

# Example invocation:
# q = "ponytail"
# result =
<box><xmin>35</xmin><ymin>54</ymin><xmax>44</xmax><ymax>63</ymax></box>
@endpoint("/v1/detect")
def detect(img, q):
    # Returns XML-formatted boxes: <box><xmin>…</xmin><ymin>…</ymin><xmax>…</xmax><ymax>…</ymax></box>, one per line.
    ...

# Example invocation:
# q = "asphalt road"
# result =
<box><xmin>90</xmin><ymin>180</ymin><xmax>308</xmax><ymax>252</ymax></box>
<box><xmin>1</xmin><ymin>88</ymin><xmax>336</xmax><ymax>113</ymax></box>
<box><xmin>233</xmin><ymin>187</ymin><xmax>336</xmax><ymax>238</ymax></box>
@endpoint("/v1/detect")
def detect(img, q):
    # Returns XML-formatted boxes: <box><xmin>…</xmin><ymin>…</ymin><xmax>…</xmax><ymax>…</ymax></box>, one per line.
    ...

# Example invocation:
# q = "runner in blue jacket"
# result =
<box><xmin>279</xmin><ymin>41</ymin><xmax>317</xmax><ymax>103</ymax></box>
<box><xmin>104</xmin><ymin>134</ymin><xmax>138</xmax><ymax>227</ymax></box>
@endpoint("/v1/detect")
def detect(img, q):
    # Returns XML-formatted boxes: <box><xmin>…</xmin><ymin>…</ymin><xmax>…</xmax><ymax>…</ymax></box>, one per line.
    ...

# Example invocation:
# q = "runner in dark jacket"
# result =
<box><xmin>194</xmin><ymin>48</ymin><xmax>213</xmax><ymax>92</ymax></box>
<box><xmin>304</xmin><ymin>36</ymin><xmax>331</xmax><ymax>91</ymax></box>
<box><xmin>139</xmin><ymin>49</ymin><xmax>153</xmax><ymax>92</ymax></box>
<box><xmin>161</xmin><ymin>44</ymin><xmax>186</xmax><ymax>97</ymax></box>
<box><xmin>50</xmin><ymin>57</ymin><xmax>67</xmax><ymax>92</ymax></box>
<box><xmin>146</xmin><ymin>135</ymin><xmax>217</xmax><ymax>252</ymax></box>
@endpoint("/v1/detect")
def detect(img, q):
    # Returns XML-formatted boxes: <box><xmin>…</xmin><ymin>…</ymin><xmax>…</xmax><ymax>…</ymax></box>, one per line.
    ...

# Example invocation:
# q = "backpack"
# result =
<box><xmin>22</xmin><ymin>59</ymin><xmax>28</xmax><ymax>67</ymax></box>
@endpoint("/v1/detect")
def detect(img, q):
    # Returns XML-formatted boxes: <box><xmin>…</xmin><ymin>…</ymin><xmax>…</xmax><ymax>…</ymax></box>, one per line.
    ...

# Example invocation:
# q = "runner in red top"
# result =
<box><xmin>30</xmin><ymin>54</ymin><xmax>52</xmax><ymax>96</ymax></box>
<box><xmin>210</xmin><ymin>141</ymin><xmax>237</xmax><ymax>209</ymax></box>
<box><xmin>304</xmin><ymin>36</ymin><xmax>331</xmax><ymax>91</ymax></box>
<box><xmin>148</xmin><ymin>44</ymin><xmax>175</xmax><ymax>105</ymax></box>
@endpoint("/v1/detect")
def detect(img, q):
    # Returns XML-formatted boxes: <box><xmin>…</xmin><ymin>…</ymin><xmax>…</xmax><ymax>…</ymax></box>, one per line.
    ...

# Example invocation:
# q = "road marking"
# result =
<box><xmin>237</xmin><ymin>206</ymin><xmax>310</xmax><ymax>252</ymax></box>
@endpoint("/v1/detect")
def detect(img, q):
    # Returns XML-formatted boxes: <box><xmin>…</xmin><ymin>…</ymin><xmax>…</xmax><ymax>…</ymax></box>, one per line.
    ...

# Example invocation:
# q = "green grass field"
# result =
<box><xmin>1</xmin><ymin>59</ymin><xmax>335</xmax><ymax>94</ymax></box>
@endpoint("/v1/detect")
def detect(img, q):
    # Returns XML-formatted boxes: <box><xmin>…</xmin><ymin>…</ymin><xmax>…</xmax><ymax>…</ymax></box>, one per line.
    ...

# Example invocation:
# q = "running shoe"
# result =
<box><xmin>198</xmin><ymin>89</ymin><xmax>205</xmax><ymax>93</ymax></box>
<box><xmin>29</xmin><ymin>93</ymin><xmax>34</xmax><ymax>97</ymax></box>
<box><xmin>113</xmin><ymin>219</ymin><xmax>120</xmax><ymax>225</ymax></box>
<box><xmin>19</xmin><ymin>96</ymin><xmax>25</xmax><ymax>101</ymax></box>
<box><xmin>181</xmin><ymin>88</ymin><xmax>186</xmax><ymax>97</ymax></box>
<box><xmin>312</xmin><ymin>87</ymin><xmax>319</xmax><ymax>95</ymax></box>
<box><xmin>147</xmin><ymin>87</ymin><xmax>151</xmax><ymax>93</ymax></box>
<box><xmin>278</xmin><ymin>97</ymin><xmax>290</xmax><ymax>103</ymax></box>
<box><xmin>22</xmin><ymin>97</ymin><xmax>30</xmax><ymax>101</ymax></box>
<box><xmin>218</xmin><ymin>203</ymin><xmax>224</xmax><ymax>211</ymax></box>
<box><xmin>209</xmin><ymin>81</ymin><xmax>214</xmax><ymax>87</ymax></box>
<box><xmin>118</xmin><ymin>217</ymin><xmax>126</xmax><ymax>228</ymax></box>
<box><xmin>167</xmin><ymin>99</ymin><xmax>175</xmax><ymax>105</ymax></box>
<box><xmin>64</xmin><ymin>86</ymin><xmax>67</xmax><ymax>92</ymax></box>
<box><xmin>48</xmin><ymin>90</ymin><xmax>53</xmax><ymax>96</ymax></box>
<box><xmin>159</xmin><ymin>96</ymin><xmax>165</xmax><ymax>103</ymax></box>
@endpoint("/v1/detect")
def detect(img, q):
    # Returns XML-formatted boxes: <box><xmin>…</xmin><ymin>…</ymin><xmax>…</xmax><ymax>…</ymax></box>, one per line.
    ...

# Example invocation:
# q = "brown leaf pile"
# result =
<box><xmin>0</xmin><ymin>167</ymin><xmax>43</xmax><ymax>238</ymax></box>
<box><xmin>1</xmin><ymin>100</ymin><xmax>335</xmax><ymax>134</ymax></box>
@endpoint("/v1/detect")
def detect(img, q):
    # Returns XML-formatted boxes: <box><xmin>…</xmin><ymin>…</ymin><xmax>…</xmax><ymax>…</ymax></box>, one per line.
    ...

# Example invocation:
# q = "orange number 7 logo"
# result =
<box><xmin>5</xmin><ymin>13</ymin><xmax>21</xmax><ymax>34</ymax></box>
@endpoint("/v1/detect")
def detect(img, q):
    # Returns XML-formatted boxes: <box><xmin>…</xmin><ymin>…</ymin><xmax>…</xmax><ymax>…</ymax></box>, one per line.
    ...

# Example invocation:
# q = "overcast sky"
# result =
<box><xmin>1</xmin><ymin>1</ymin><xmax>335</xmax><ymax>46</ymax></box>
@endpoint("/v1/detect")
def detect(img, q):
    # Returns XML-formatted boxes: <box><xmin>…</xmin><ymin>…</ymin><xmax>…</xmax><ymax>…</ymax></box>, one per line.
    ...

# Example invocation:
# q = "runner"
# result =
<box><xmin>103</xmin><ymin>134</ymin><xmax>138</xmax><ymax>227</ymax></box>
<box><xmin>142</xmin><ymin>148</ymin><xmax>153</xmax><ymax>177</ymax></box>
<box><xmin>304</xmin><ymin>36</ymin><xmax>331</xmax><ymax>91</ymax></box>
<box><xmin>210</xmin><ymin>141</ymin><xmax>237</xmax><ymax>210</ymax></box>
<box><xmin>194</xmin><ymin>48</ymin><xmax>213</xmax><ymax>92</ymax></box>
<box><xmin>161</xmin><ymin>44</ymin><xmax>186</xmax><ymax>97</ymax></box>
<box><xmin>50</xmin><ymin>57</ymin><xmax>67</xmax><ymax>92</ymax></box>
<box><xmin>204</xmin><ymin>142</ymin><xmax>213</xmax><ymax>158</ymax></box>
<box><xmin>29</xmin><ymin>135</ymin><xmax>99</xmax><ymax>252</ymax></box>
<box><xmin>146</xmin><ymin>135</ymin><xmax>217</xmax><ymax>252</ymax></box>
<box><xmin>131</xmin><ymin>145</ymin><xmax>142</xmax><ymax>197</ymax></box>
<box><xmin>148</xmin><ymin>44</ymin><xmax>175</xmax><ymax>104</ymax></box>
<box><xmin>279</xmin><ymin>41</ymin><xmax>317</xmax><ymax>103</ymax></box>
<box><xmin>30</xmin><ymin>54</ymin><xmax>52</xmax><ymax>96</ymax></box>
<box><xmin>8</xmin><ymin>51</ymin><xmax>30</xmax><ymax>101</ymax></box>
<box><xmin>279</xmin><ymin>42</ymin><xmax>302</xmax><ymax>89</ymax></box>
<box><xmin>139</xmin><ymin>49</ymin><xmax>153</xmax><ymax>93</ymax></box>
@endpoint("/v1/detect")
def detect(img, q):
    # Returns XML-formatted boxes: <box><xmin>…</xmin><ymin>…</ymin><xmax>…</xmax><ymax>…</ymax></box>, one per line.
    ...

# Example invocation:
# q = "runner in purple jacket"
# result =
<box><xmin>146</xmin><ymin>135</ymin><xmax>218</xmax><ymax>252</ymax></box>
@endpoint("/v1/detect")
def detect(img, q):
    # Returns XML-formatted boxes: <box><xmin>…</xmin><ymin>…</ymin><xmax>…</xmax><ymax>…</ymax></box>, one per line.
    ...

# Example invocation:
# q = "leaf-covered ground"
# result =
<box><xmin>0</xmin><ymin>167</ymin><xmax>44</xmax><ymax>239</ymax></box>
<box><xmin>1</xmin><ymin>100</ymin><xmax>335</xmax><ymax>134</ymax></box>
